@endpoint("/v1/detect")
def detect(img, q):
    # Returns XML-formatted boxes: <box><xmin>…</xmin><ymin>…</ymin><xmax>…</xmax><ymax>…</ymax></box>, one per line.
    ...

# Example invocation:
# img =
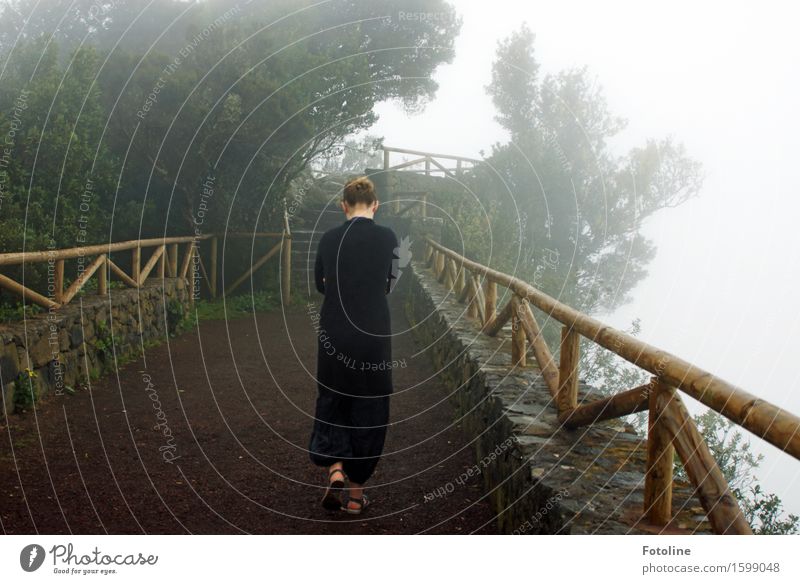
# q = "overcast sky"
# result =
<box><xmin>370</xmin><ymin>0</ymin><xmax>800</xmax><ymax>517</ymax></box>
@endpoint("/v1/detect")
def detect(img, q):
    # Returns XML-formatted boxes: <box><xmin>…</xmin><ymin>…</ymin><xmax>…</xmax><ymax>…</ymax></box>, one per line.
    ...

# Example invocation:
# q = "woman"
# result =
<box><xmin>308</xmin><ymin>176</ymin><xmax>399</xmax><ymax>514</ymax></box>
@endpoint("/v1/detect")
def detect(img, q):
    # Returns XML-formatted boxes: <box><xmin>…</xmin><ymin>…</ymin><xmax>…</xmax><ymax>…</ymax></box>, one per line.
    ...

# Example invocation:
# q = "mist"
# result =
<box><xmin>370</xmin><ymin>0</ymin><xmax>800</xmax><ymax>515</ymax></box>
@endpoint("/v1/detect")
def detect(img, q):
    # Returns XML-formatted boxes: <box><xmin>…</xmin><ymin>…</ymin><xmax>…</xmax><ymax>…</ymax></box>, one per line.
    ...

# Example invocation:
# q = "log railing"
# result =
<box><xmin>424</xmin><ymin>237</ymin><xmax>800</xmax><ymax>535</ymax></box>
<box><xmin>0</xmin><ymin>210</ymin><xmax>293</xmax><ymax>309</ymax></box>
<box><xmin>381</xmin><ymin>146</ymin><xmax>482</xmax><ymax>213</ymax></box>
<box><xmin>382</xmin><ymin>145</ymin><xmax>481</xmax><ymax>180</ymax></box>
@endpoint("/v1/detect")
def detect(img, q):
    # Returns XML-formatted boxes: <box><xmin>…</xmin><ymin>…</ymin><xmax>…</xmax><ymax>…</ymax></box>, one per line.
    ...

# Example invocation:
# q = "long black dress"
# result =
<box><xmin>308</xmin><ymin>216</ymin><xmax>399</xmax><ymax>484</ymax></box>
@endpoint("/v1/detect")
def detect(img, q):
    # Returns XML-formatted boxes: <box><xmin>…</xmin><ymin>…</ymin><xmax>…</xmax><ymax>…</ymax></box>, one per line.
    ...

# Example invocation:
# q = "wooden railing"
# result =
<box><xmin>0</xmin><ymin>211</ymin><xmax>293</xmax><ymax>309</ymax></box>
<box><xmin>381</xmin><ymin>146</ymin><xmax>481</xmax><ymax>214</ymax></box>
<box><xmin>424</xmin><ymin>237</ymin><xmax>800</xmax><ymax>535</ymax></box>
<box><xmin>381</xmin><ymin>145</ymin><xmax>481</xmax><ymax>180</ymax></box>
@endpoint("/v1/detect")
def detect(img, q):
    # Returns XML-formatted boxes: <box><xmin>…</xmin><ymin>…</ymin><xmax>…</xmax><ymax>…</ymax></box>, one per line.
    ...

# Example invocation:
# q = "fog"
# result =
<box><xmin>370</xmin><ymin>0</ymin><xmax>800</xmax><ymax>515</ymax></box>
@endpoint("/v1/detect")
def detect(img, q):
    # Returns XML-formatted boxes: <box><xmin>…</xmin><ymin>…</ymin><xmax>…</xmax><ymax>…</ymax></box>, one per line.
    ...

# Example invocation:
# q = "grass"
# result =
<box><xmin>193</xmin><ymin>289</ymin><xmax>282</xmax><ymax>320</ymax></box>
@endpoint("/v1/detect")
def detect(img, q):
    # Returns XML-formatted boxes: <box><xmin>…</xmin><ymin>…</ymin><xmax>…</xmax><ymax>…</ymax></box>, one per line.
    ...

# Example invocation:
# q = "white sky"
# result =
<box><xmin>370</xmin><ymin>0</ymin><xmax>800</xmax><ymax>518</ymax></box>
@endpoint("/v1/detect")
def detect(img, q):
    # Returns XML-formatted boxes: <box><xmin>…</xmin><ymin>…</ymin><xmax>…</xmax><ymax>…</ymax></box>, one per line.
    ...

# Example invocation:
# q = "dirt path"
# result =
<box><xmin>0</xmin><ymin>295</ymin><xmax>496</xmax><ymax>534</ymax></box>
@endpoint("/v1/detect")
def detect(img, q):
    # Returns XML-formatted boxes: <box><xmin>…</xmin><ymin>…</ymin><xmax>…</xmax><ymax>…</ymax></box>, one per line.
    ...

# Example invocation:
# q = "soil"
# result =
<box><xmin>0</xmin><ymin>295</ymin><xmax>497</xmax><ymax>534</ymax></box>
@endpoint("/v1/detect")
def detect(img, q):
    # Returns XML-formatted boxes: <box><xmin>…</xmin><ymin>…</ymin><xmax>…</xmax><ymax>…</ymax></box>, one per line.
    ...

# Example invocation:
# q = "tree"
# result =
<box><xmin>457</xmin><ymin>25</ymin><xmax>702</xmax><ymax>332</ymax></box>
<box><xmin>312</xmin><ymin>134</ymin><xmax>385</xmax><ymax>175</ymax></box>
<box><xmin>0</xmin><ymin>39</ymin><xmax>121</xmax><ymax>294</ymax></box>
<box><xmin>93</xmin><ymin>0</ymin><xmax>461</xmax><ymax>234</ymax></box>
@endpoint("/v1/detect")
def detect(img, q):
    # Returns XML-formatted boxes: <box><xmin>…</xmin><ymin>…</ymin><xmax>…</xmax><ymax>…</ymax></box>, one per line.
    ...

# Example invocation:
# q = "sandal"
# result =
<box><xmin>321</xmin><ymin>468</ymin><xmax>346</xmax><ymax>511</ymax></box>
<box><xmin>342</xmin><ymin>493</ymin><xmax>370</xmax><ymax>515</ymax></box>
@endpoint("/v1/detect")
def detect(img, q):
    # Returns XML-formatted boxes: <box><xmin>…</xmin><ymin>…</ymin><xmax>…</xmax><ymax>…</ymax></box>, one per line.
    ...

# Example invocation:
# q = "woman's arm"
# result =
<box><xmin>314</xmin><ymin>244</ymin><xmax>325</xmax><ymax>294</ymax></box>
<box><xmin>386</xmin><ymin>230</ymin><xmax>400</xmax><ymax>294</ymax></box>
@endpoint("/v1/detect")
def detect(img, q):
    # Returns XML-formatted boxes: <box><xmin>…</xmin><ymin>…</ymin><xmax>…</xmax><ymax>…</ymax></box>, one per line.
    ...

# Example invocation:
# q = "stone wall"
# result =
<box><xmin>405</xmin><ymin>260</ymin><xmax>713</xmax><ymax>534</ymax></box>
<box><xmin>1</xmin><ymin>279</ymin><xmax>190</xmax><ymax>416</ymax></box>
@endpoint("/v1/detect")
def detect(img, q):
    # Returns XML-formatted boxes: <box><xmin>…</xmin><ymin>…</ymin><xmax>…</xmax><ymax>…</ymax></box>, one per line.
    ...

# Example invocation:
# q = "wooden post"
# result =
<box><xmin>444</xmin><ymin>259</ymin><xmax>455</xmax><ymax>291</ymax></box>
<box><xmin>54</xmin><ymin>259</ymin><xmax>64</xmax><ymax>304</ymax></box>
<box><xmin>557</xmin><ymin>326</ymin><xmax>580</xmax><ymax>412</ymax></box>
<box><xmin>224</xmin><ymin>241</ymin><xmax>282</xmax><ymax>297</ymax></box>
<box><xmin>450</xmin><ymin>260</ymin><xmax>460</xmax><ymax>293</ymax></box>
<box><xmin>98</xmin><ymin>257</ymin><xmax>107</xmax><ymax>296</ymax></box>
<box><xmin>511</xmin><ymin>295</ymin><xmax>526</xmax><ymax>367</ymax></box>
<box><xmin>559</xmin><ymin>381</ymin><xmax>650</xmax><ymax>428</ymax></box>
<box><xmin>643</xmin><ymin>379</ymin><xmax>674</xmax><ymax>526</ymax></box>
<box><xmin>281</xmin><ymin>234</ymin><xmax>292</xmax><ymax>304</ymax></box>
<box><xmin>138</xmin><ymin>245</ymin><xmax>165</xmax><ymax>285</ymax></box>
<box><xmin>210</xmin><ymin>236</ymin><xmax>218</xmax><ymax>298</ymax></box>
<box><xmin>158</xmin><ymin>246</ymin><xmax>166</xmax><ymax>279</ymax></box>
<box><xmin>179</xmin><ymin>243</ymin><xmax>194</xmax><ymax>280</ymax></box>
<box><xmin>456</xmin><ymin>263</ymin><xmax>465</xmax><ymax>296</ymax></box>
<box><xmin>655</xmin><ymin>388</ymin><xmax>753</xmax><ymax>534</ymax></box>
<box><xmin>421</xmin><ymin>192</ymin><xmax>428</xmax><ymax>218</ymax></box>
<box><xmin>457</xmin><ymin>159</ymin><xmax>462</xmax><ymax>176</ymax></box>
<box><xmin>168</xmin><ymin>243</ymin><xmax>178</xmax><ymax>277</ymax></box>
<box><xmin>62</xmin><ymin>254</ymin><xmax>106</xmax><ymax>304</ymax></box>
<box><xmin>483</xmin><ymin>297</ymin><xmax>513</xmax><ymax>336</ymax></box>
<box><xmin>485</xmin><ymin>280</ymin><xmax>497</xmax><ymax>325</ymax></box>
<box><xmin>131</xmin><ymin>246</ymin><xmax>141</xmax><ymax>283</ymax></box>
<box><xmin>516</xmin><ymin>299</ymin><xmax>560</xmax><ymax>397</ymax></box>
<box><xmin>107</xmin><ymin>258</ymin><xmax>139</xmax><ymax>288</ymax></box>
<box><xmin>383</xmin><ymin>148</ymin><xmax>390</xmax><ymax>171</ymax></box>
<box><xmin>0</xmin><ymin>274</ymin><xmax>59</xmax><ymax>309</ymax></box>
<box><xmin>425</xmin><ymin>157</ymin><xmax>431</xmax><ymax>176</ymax></box>
<box><xmin>436</xmin><ymin>252</ymin><xmax>446</xmax><ymax>282</ymax></box>
<box><xmin>467</xmin><ymin>276</ymin><xmax>480</xmax><ymax>319</ymax></box>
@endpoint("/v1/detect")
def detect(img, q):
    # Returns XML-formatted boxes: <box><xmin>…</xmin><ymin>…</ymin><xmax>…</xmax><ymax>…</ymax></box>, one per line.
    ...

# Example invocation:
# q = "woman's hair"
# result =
<box><xmin>342</xmin><ymin>176</ymin><xmax>377</xmax><ymax>207</ymax></box>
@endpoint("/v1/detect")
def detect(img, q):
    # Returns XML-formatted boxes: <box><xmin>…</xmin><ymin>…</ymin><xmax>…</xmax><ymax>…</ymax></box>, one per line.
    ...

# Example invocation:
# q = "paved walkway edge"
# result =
<box><xmin>405</xmin><ymin>261</ymin><xmax>712</xmax><ymax>535</ymax></box>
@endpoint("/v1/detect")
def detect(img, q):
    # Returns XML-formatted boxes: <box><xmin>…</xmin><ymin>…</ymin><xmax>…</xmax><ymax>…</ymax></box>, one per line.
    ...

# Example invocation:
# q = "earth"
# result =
<box><xmin>0</xmin><ymin>296</ymin><xmax>497</xmax><ymax>534</ymax></box>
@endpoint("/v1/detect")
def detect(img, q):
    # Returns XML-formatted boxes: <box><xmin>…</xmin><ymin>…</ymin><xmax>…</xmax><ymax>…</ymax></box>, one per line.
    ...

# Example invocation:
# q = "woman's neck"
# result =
<box><xmin>345</xmin><ymin>209</ymin><xmax>374</xmax><ymax>220</ymax></box>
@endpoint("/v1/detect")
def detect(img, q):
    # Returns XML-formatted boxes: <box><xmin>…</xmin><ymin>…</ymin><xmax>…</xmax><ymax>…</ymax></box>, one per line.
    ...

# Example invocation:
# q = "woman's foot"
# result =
<box><xmin>321</xmin><ymin>466</ymin><xmax>347</xmax><ymax>510</ymax></box>
<box><xmin>342</xmin><ymin>493</ymin><xmax>370</xmax><ymax>515</ymax></box>
<box><xmin>342</xmin><ymin>482</ymin><xmax>369</xmax><ymax>514</ymax></box>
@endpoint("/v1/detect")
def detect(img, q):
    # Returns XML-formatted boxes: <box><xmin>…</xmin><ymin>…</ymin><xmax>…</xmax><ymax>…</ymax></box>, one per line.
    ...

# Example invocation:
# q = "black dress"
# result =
<box><xmin>308</xmin><ymin>216</ymin><xmax>399</xmax><ymax>484</ymax></box>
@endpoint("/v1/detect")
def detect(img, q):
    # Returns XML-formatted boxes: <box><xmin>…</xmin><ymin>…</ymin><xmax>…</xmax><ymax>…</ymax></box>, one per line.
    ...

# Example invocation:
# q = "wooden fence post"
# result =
<box><xmin>511</xmin><ymin>295</ymin><xmax>526</xmax><ymax>367</ymax></box>
<box><xmin>55</xmin><ymin>259</ymin><xmax>64</xmax><ymax>304</ymax></box>
<box><xmin>643</xmin><ymin>378</ymin><xmax>674</xmax><ymax>527</ymax></box>
<box><xmin>168</xmin><ymin>243</ymin><xmax>178</xmax><ymax>277</ymax></box>
<box><xmin>485</xmin><ymin>280</ymin><xmax>497</xmax><ymax>325</ymax></box>
<box><xmin>132</xmin><ymin>246</ymin><xmax>141</xmax><ymax>283</ymax></box>
<box><xmin>467</xmin><ymin>275</ymin><xmax>480</xmax><ymax>319</ymax></box>
<box><xmin>158</xmin><ymin>246</ymin><xmax>166</xmax><ymax>279</ymax></box>
<box><xmin>557</xmin><ymin>326</ymin><xmax>580</xmax><ymax>412</ymax></box>
<box><xmin>655</xmin><ymin>388</ymin><xmax>753</xmax><ymax>534</ymax></box>
<box><xmin>98</xmin><ymin>257</ymin><xmax>107</xmax><ymax>296</ymax></box>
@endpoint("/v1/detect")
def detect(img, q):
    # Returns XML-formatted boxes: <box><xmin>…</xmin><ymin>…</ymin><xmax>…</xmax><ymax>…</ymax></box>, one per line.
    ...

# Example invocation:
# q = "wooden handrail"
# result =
<box><xmin>425</xmin><ymin>236</ymin><xmax>800</xmax><ymax>462</ymax></box>
<box><xmin>422</xmin><ymin>236</ymin><xmax>798</xmax><ymax>534</ymax></box>
<box><xmin>0</xmin><ymin>234</ymin><xmax>211</xmax><ymax>266</ymax></box>
<box><xmin>0</xmin><ymin>226</ymin><xmax>294</xmax><ymax>309</ymax></box>
<box><xmin>382</xmin><ymin>145</ymin><xmax>482</xmax><ymax>165</ymax></box>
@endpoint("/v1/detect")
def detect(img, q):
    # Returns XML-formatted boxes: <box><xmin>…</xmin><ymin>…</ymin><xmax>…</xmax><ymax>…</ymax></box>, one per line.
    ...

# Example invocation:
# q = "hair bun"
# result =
<box><xmin>342</xmin><ymin>176</ymin><xmax>377</xmax><ymax>207</ymax></box>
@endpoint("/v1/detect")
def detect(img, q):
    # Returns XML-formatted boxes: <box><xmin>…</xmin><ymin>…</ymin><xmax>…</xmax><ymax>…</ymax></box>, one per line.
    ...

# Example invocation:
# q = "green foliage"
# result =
<box><xmin>194</xmin><ymin>290</ymin><xmax>279</xmax><ymax>321</ymax></box>
<box><xmin>166</xmin><ymin>298</ymin><xmax>195</xmax><ymax>335</ymax></box>
<box><xmin>0</xmin><ymin>0</ymin><xmax>460</xmax><ymax>309</ymax></box>
<box><xmin>12</xmin><ymin>368</ymin><xmax>39</xmax><ymax>411</ymax></box>
<box><xmin>741</xmin><ymin>484</ymin><xmax>799</xmax><ymax>535</ymax></box>
<box><xmin>0</xmin><ymin>302</ymin><xmax>43</xmax><ymax>323</ymax></box>
<box><xmin>91</xmin><ymin>319</ymin><xmax>113</xmax><ymax>355</ymax></box>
